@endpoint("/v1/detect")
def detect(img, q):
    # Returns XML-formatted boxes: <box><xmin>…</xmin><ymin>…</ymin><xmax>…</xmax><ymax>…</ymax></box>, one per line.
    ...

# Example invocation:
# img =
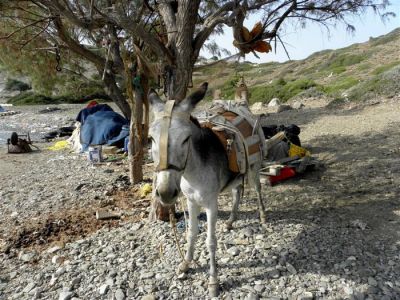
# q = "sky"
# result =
<box><xmin>203</xmin><ymin>2</ymin><xmax>400</xmax><ymax>63</ymax></box>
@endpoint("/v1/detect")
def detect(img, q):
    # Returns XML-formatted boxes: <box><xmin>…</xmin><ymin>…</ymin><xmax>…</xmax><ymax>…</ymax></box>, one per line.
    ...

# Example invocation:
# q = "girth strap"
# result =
<box><xmin>158</xmin><ymin>100</ymin><xmax>175</xmax><ymax>170</ymax></box>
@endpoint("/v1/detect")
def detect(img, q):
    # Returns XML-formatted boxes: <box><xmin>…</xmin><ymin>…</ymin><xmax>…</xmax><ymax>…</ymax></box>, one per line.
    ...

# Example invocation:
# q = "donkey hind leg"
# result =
<box><xmin>206</xmin><ymin>202</ymin><xmax>219</xmax><ymax>298</ymax></box>
<box><xmin>250</xmin><ymin>165</ymin><xmax>267</xmax><ymax>224</ymax></box>
<box><xmin>226</xmin><ymin>183</ymin><xmax>243</xmax><ymax>230</ymax></box>
<box><xmin>178</xmin><ymin>200</ymin><xmax>200</xmax><ymax>274</ymax></box>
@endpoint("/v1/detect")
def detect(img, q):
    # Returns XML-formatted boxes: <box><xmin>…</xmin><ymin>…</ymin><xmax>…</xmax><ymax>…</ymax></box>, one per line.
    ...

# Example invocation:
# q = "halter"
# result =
<box><xmin>155</xmin><ymin>100</ymin><xmax>191</xmax><ymax>171</ymax></box>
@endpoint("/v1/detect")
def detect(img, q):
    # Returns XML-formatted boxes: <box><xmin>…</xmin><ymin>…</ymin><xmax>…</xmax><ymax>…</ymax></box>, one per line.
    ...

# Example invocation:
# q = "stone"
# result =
<box><xmin>292</xmin><ymin>101</ymin><xmax>305</xmax><ymax>109</ymax></box>
<box><xmin>71</xmin><ymin>277</ymin><xmax>81</xmax><ymax>286</ymax></box>
<box><xmin>227</xmin><ymin>247</ymin><xmax>240</xmax><ymax>256</ymax></box>
<box><xmin>59</xmin><ymin>291</ymin><xmax>74</xmax><ymax>300</ymax></box>
<box><xmin>52</xmin><ymin>255</ymin><xmax>63</xmax><ymax>264</ymax></box>
<box><xmin>254</xmin><ymin>285</ymin><xmax>265</xmax><ymax>293</ymax></box>
<box><xmin>268</xmin><ymin>98</ymin><xmax>280</xmax><ymax>107</ymax></box>
<box><xmin>99</xmin><ymin>284</ymin><xmax>109</xmax><ymax>295</ymax></box>
<box><xmin>251</xmin><ymin>102</ymin><xmax>264</xmax><ymax>111</ymax></box>
<box><xmin>19</xmin><ymin>252</ymin><xmax>36</xmax><ymax>262</ymax></box>
<box><xmin>368</xmin><ymin>277</ymin><xmax>378</xmax><ymax>286</ymax></box>
<box><xmin>140</xmin><ymin>272</ymin><xmax>155</xmax><ymax>279</ymax></box>
<box><xmin>245</xmin><ymin>292</ymin><xmax>259</xmax><ymax>300</ymax></box>
<box><xmin>47</xmin><ymin>246</ymin><xmax>62</xmax><ymax>254</ymax></box>
<box><xmin>298</xmin><ymin>292</ymin><xmax>313</xmax><ymax>300</ymax></box>
<box><xmin>115</xmin><ymin>289</ymin><xmax>126</xmax><ymax>300</ymax></box>
<box><xmin>141</xmin><ymin>294</ymin><xmax>156</xmax><ymax>300</ymax></box>
<box><xmin>22</xmin><ymin>282</ymin><xmax>36</xmax><ymax>294</ymax></box>
<box><xmin>286</xmin><ymin>263</ymin><xmax>297</xmax><ymax>275</ymax></box>
<box><xmin>55</xmin><ymin>267</ymin><xmax>66</xmax><ymax>276</ymax></box>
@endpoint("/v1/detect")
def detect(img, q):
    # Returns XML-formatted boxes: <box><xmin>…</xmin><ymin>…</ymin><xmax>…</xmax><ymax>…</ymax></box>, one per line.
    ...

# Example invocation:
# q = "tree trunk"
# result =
<box><xmin>102</xmin><ymin>71</ymin><xmax>132</xmax><ymax>119</ymax></box>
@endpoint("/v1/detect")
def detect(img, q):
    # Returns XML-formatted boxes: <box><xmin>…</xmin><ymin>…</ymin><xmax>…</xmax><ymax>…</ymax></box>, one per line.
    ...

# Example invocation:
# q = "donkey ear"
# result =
<box><xmin>148</xmin><ymin>89</ymin><xmax>164</xmax><ymax>112</ymax></box>
<box><xmin>180</xmin><ymin>82</ymin><xmax>208</xmax><ymax>112</ymax></box>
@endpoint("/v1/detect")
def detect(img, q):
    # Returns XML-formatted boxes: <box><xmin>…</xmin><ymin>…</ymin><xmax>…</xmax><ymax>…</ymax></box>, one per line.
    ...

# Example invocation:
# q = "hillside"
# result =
<box><xmin>193</xmin><ymin>27</ymin><xmax>400</xmax><ymax>104</ymax></box>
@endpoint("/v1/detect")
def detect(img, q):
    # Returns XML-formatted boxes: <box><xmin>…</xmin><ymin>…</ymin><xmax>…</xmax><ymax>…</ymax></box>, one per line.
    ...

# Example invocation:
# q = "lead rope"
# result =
<box><xmin>169</xmin><ymin>208</ymin><xmax>188</xmax><ymax>263</ymax></box>
<box><xmin>169</xmin><ymin>205</ymin><xmax>200</xmax><ymax>270</ymax></box>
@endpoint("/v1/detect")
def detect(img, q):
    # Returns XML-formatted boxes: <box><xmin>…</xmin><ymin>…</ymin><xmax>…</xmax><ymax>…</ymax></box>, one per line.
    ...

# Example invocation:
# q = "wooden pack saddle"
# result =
<box><xmin>199</xmin><ymin>107</ymin><xmax>266</xmax><ymax>174</ymax></box>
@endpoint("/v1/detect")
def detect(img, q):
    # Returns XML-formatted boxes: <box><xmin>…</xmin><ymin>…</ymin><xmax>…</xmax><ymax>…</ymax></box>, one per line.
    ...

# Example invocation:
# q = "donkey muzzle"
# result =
<box><xmin>155</xmin><ymin>171</ymin><xmax>180</xmax><ymax>206</ymax></box>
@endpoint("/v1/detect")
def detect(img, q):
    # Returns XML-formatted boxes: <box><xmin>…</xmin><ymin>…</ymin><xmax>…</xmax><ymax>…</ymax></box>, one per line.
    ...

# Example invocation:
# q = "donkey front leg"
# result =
<box><xmin>206</xmin><ymin>202</ymin><xmax>219</xmax><ymax>298</ymax></box>
<box><xmin>178</xmin><ymin>200</ymin><xmax>200</xmax><ymax>274</ymax></box>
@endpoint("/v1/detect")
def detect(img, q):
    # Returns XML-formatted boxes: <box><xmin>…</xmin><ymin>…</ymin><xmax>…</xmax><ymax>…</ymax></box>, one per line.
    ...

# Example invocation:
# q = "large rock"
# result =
<box><xmin>251</xmin><ymin>102</ymin><xmax>264</xmax><ymax>111</ymax></box>
<box><xmin>292</xmin><ymin>101</ymin><xmax>305</xmax><ymax>109</ymax></box>
<box><xmin>268</xmin><ymin>98</ymin><xmax>280</xmax><ymax>107</ymax></box>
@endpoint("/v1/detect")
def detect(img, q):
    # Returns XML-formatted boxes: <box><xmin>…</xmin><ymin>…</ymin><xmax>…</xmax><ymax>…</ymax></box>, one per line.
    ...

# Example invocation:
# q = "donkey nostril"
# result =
<box><xmin>173</xmin><ymin>189</ymin><xmax>179</xmax><ymax>198</ymax></box>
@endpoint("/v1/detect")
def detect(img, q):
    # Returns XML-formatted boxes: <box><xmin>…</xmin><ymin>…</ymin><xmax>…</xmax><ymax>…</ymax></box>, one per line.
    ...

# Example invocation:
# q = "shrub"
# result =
<box><xmin>5</xmin><ymin>78</ymin><xmax>31</xmax><ymax>91</ymax></box>
<box><xmin>7</xmin><ymin>91</ymin><xmax>106</xmax><ymax>105</ymax></box>
<box><xmin>8</xmin><ymin>91</ymin><xmax>53</xmax><ymax>105</ymax></box>
<box><xmin>249</xmin><ymin>78</ymin><xmax>318</xmax><ymax>103</ymax></box>
<box><xmin>348</xmin><ymin>65</ymin><xmax>400</xmax><ymax>101</ymax></box>
<box><xmin>369</xmin><ymin>29</ymin><xmax>400</xmax><ymax>46</ymax></box>
<box><xmin>371</xmin><ymin>61</ymin><xmax>400</xmax><ymax>75</ymax></box>
<box><xmin>322</xmin><ymin>76</ymin><xmax>359</xmax><ymax>96</ymax></box>
<box><xmin>322</xmin><ymin>53</ymin><xmax>367</xmax><ymax>73</ymax></box>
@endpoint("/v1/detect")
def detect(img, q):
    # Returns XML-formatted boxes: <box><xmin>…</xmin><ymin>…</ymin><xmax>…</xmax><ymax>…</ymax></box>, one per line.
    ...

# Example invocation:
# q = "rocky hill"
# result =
<box><xmin>193</xmin><ymin>27</ymin><xmax>400</xmax><ymax>105</ymax></box>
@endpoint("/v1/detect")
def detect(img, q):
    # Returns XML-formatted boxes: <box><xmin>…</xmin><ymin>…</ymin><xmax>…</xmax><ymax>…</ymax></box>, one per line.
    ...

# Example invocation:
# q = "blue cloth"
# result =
<box><xmin>0</xmin><ymin>106</ymin><xmax>5</xmax><ymax>112</ymax></box>
<box><xmin>76</xmin><ymin>104</ymin><xmax>114</xmax><ymax>124</ymax></box>
<box><xmin>80</xmin><ymin>111</ymin><xmax>129</xmax><ymax>151</ymax></box>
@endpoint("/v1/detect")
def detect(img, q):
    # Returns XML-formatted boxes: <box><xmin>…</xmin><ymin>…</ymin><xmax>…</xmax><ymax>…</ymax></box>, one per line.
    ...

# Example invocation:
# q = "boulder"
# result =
<box><xmin>251</xmin><ymin>102</ymin><xmax>264</xmax><ymax>111</ymax></box>
<box><xmin>268</xmin><ymin>98</ymin><xmax>280</xmax><ymax>107</ymax></box>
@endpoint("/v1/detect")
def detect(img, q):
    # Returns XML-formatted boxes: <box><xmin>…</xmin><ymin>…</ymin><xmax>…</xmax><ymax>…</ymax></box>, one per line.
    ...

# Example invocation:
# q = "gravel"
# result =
<box><xmin>1</xmin><ymin>99</ymin><xmax>400</xmax><ymax>299</ymax></box>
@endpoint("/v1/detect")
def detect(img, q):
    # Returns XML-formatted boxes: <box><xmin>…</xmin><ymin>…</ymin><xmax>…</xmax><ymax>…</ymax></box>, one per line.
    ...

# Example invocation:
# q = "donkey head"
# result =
<box><xmin>149</xmin><ymin>82</ymin><xmax>208</xmax><ymax>206</ymax></box>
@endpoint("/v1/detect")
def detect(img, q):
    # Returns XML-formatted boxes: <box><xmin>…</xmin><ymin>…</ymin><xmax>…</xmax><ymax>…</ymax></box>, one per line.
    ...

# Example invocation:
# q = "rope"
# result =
<box><xmin>169</xmin><ymin>208</ymin><xmax>187</xmax><ymax>263</ymax></box>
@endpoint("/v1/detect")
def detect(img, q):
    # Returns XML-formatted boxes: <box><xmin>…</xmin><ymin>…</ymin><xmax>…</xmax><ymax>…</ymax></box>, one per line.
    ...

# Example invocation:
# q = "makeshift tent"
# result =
<box><xmin>80</xmin><ymin>110</ymin><xmax>129</xmax><ymax>151</ymax></box>
<box><xmin>76</xmin><ymin>103</ymin><xmax>113</xmax><ymax>124</ymax></box>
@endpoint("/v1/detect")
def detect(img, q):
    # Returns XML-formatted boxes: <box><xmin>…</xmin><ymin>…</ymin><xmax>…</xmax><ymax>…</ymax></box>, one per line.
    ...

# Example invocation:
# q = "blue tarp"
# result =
<box><xmin>0</xmin><ymin>105</ymin><xmax>5</xmax><ymax>112</ymax></box>
<box><xmin>80</xmin><ymin>111</ymin><xmax>129</xmax><ymax>151</ymax></box>
<box><xmin>76</xmin><ymin>104</ymin><xmax>114</xmax><ymax>124</ymax></box>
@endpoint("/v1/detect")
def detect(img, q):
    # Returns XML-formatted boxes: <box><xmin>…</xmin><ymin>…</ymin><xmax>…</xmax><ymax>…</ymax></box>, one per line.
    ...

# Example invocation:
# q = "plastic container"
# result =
<box><xmin>88</xmin><ymin>145</ymin><xmax>102</xmax><ymax>163</ymax></box>
<box><xmin>268</xmin><ymin>166</ymin><xmax>296</xmax><ymax>185</ymax></box>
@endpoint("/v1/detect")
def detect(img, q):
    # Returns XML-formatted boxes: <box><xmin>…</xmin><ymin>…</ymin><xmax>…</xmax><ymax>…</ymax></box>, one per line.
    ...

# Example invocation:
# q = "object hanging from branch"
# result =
<box><xmin>233</xmin><ymin>22</ymin><xmax>272</xmax><ymax>57</ymax></box>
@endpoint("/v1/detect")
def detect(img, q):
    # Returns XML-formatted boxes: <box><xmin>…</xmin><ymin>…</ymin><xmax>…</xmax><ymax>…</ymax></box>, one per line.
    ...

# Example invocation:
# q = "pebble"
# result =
<box><xmin>59</xmin><ymin>291</ymin><xmax>74</xmax><ymax>300</ymax></box>
<box><xmin>227</xmin><ymin>247</ymin><xmax>240</xmax><ymax>256</ymax></box>
<box><xmin>22</xmin><ymin>282</ymin><xmax>35</xmax><ymax>294</ymax></box>
<box><xmin>368</xmin><ymin>277</ymin><xmax>378</xmax><ymax>286</ymax></box>
<box><xmin>19</xmin><ymin>252</ymin><xmax>36</xmax><ymax>262</ymax></box>
<box><xmin>99</xmin><ymin>284</ymin><xmax>109</xmax><ymax>295</ymax></box>
<box><xmin>115</xmin><ymin>289</ymin><xmax>125</xmax><ymax>300</ymax></box>
<box><xmin>286</xmin><ymin>263</ymin><xmax>297</xmax><ymax>274</ymax></box>
<box><xmin>140</xmin><ymin>272</ymin><xmax>155</xmax><ymax>279</ymax></box>
<box><xmin>141</xmin><ymin>294</ymin><xmax>156</xmax><ymax>300</ymax></box>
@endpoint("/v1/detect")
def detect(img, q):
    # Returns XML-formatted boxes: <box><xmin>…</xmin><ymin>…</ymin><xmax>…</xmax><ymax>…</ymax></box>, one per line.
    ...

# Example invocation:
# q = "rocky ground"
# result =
<box><xmin>0</xmin><ymin>96</ymin><xmax>400</xmax><ymax>300</ymax></box>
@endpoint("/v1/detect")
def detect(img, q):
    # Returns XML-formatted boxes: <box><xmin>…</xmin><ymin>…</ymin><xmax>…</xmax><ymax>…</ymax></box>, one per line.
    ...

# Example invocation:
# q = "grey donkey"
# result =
<box><xmin>148</xmin><ymin>82</ymin><xmax>266</xmax><ymax>297</ymax></box>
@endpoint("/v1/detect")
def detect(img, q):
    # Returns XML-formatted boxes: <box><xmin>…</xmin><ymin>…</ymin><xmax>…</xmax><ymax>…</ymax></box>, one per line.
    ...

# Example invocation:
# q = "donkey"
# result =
<box><xmin>148</xmin><ymin>82</ymin><xmax>266</xmax><ymax>297</ymax></box>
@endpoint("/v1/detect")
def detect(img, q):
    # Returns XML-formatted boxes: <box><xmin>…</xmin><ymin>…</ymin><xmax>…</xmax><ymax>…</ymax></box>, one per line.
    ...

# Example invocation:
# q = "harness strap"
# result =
<box><xmin>158</xmin><ymin>100</ymin><xmax>175</xmax><ymax>171</ymax></box>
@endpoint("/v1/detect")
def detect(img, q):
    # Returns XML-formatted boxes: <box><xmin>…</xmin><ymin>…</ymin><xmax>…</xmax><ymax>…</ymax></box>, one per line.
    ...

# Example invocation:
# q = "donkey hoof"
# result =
<box><xmin>177</xmin><ymin>260</ymin><xmax>190</xmax><ymax>274</ymax></box>
<box><xmin>208</xmin><ymin>278</ymin><xmax>219</xmax><ymax>298</ymax></box>
<box><xmin>225</xmin><ymin>221</ymin><xmax>233</xmax><ymax>231</ymax></box>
